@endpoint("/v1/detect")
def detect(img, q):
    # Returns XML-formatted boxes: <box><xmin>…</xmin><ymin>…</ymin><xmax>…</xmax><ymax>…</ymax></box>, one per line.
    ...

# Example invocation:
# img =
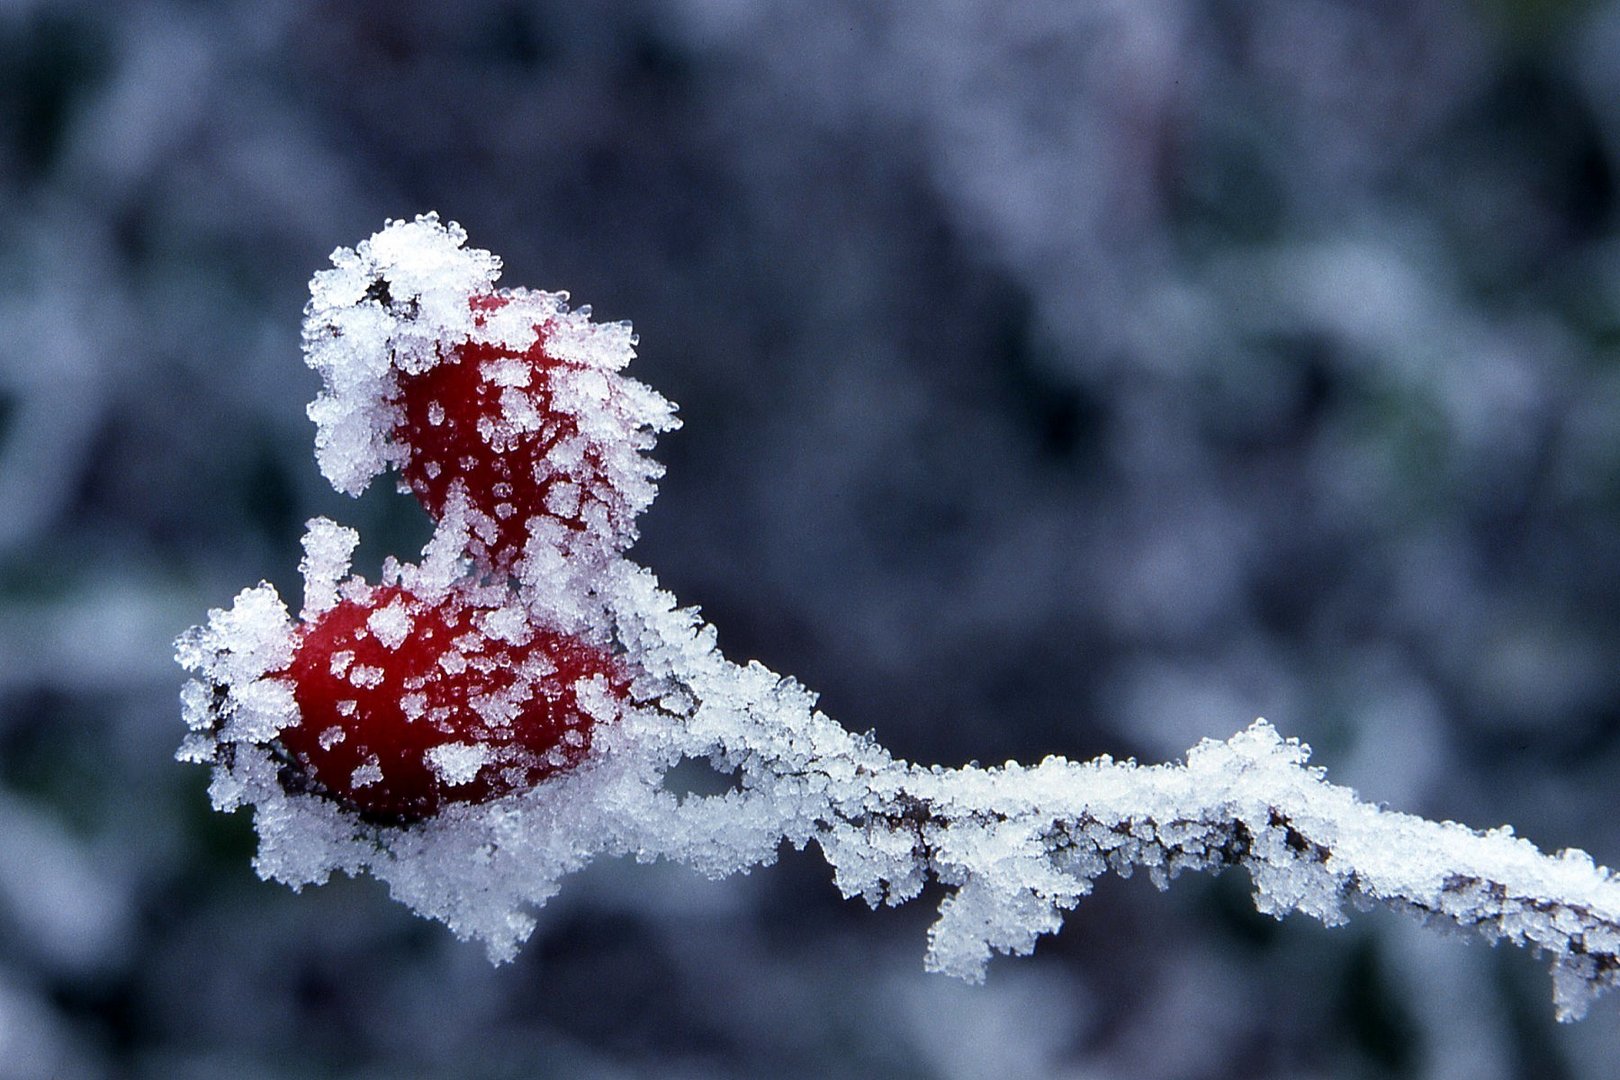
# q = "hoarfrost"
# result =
<box><xmin>347</xmin><ymin>664</ymin><xmax>384</xmax><ymax>689</ymax></box>
<box><xmin>468</xmin><ymin>689</ymin><xmax>521</xmax><ymax>727</ymax></box>
<box><xmin>298</xmin><ymin>519</ymin><xmax>358</xmax><ymax>616</ymax></box>
<box><xmin>477</xmin><ymin>605</ymin><xmax>530</xmax><ymax>645</ymax></box>
<box><xmin>544</xmin><ymin>481</ymin><xmax>581</xmax><ymax>519</ymax></box>
<box><xmin>300</xmin><ymin>214</ymin><xmax>676</xmax><ymax>570</ymax></box>
<box><xmin>427</xmin><ymin>743</ymin><xmax>492</xmax><ymax>787</ymax></box>
<box><xmin>176</xmin><ymin>217</ymin><xmax>1620</xmax><ymax>1024</ymax></box>
<box><xmin>483</xmin><ymin>358</ymin><xmax>531</xmax><ymax>388</ymax></box>
<box><xmin>351</xmin><ymin>756</ymin><xmax>383</xmax><ymax>789</ymax></box>
<box><xmin>366</xmin><ymin>599</ymin><xmax>412</xmax><ymax>650</ymax></box>
<box><xmin>175</xmin><ymin>540</ymin><xmax>1620</xmax><ymax>1019</ymax></box>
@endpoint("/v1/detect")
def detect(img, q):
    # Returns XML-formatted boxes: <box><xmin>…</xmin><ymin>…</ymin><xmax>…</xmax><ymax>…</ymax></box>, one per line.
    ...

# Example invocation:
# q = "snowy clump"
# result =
<box><xmin>302</xmin><ymin>214</ymin><xmax>502</xmax><ymax>498</ymax></box>
<box><xmin>178</xmin><ymin>217</ymin><xmax>1620</xmax><ymax>1022</ymax></box>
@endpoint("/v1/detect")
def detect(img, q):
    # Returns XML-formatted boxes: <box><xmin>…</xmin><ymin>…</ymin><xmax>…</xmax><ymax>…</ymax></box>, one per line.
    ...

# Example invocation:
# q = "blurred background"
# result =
<box><xmin>3</xmin><ymin>0</ymin><xmax>1620</xmax><ymax>1076</ymax></box>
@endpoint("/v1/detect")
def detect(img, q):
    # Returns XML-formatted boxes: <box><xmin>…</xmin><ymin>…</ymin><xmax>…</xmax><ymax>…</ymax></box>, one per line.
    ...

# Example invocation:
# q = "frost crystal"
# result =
<box><xmin>366</xmin><ymin>600</ymin><xmax>412</xmax><ymax>650</ymax></box>
<box><xmin>426</xmin><ymin>743</ymin><xmax>492</xmax><ymax>786</ymax></box>
<box><xmin>351</xmin><ymin>756</ymin><xmax>383</xmax><ymax>789</ymax></box>
<box><xmin>177</xmin><ymin>217</ymin><xmax>1620</xmax><ymax>1023</ymax></box>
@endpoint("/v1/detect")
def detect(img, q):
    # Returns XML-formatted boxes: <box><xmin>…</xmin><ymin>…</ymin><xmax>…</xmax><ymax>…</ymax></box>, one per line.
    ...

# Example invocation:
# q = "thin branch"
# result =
<box><xmin>179</xmin><ymin>558</ymin><xmax>1620</xmax><ymax>1022</ymax></box>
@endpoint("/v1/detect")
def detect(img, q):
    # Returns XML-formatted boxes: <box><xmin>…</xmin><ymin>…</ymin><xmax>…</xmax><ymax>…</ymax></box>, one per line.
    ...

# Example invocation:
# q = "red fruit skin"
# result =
<box><xmin>393</xmin><ymin>295</ymin><xmax>616</xmax><ymax>569</ymax></box>
<box><xmin>277</xmin><ymin>585</ymin><xmax>618</xmax><ymax>822</ymax></box>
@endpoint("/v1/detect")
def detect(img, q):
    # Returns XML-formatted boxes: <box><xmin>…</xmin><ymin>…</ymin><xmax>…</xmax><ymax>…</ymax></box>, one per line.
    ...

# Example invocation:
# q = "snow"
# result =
<box><xmin>302</xmin><ymin>215</ymin><xmax>498</xmax><ymax>495</ymax></box>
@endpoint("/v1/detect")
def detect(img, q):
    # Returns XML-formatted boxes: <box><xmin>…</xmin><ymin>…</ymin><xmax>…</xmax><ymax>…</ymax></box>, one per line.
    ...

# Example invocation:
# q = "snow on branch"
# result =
<box><xmin>176</xmin><ymin>216</ymin><xmax>1620</xmax><ymax>1023</ymax></box>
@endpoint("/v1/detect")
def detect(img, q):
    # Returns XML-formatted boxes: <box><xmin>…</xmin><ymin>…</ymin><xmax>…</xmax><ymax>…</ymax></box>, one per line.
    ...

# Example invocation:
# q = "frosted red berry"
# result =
<box><xmin>276</xmin><ymin>583</ymin><xmax>620</xmax><ymax>822</ymax></box>
<box><xmin>393</xmin><ymin>295</ymin><xmax>627</xmax><ymax>569</ymax></box>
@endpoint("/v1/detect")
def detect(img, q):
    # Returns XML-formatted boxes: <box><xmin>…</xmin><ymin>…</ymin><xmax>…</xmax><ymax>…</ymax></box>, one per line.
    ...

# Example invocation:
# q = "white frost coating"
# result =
<box><xmin>415</xmin><ymin>485</ymin><xmax>474</xmax><ymax>599</ymax></box>
<box><xmin>178</xmin><ymin>218</ymin><xmax>1620</xmax><ymax>1026</ymax></box>
<box><xmin>484</xmin><ymin>358</ymin><xmax>531</xmax><ymax>388</ymax></box>
<box><xmin>366</xmin><ymin>600</ymin><xmax>412</xmax><ymax>650</ymax></box>
<box><xmin>496</xmin><ymin>387</ymin><xmax>544</xmax><ymax>435</ymax></box>
<box><xmin>302</xmin><ymin>214</ymin><xmax>502</xmax><ymax>496</ymax></box>
<box><xmin>298</xmin><ymin>518</ymin><xmax>359</xmax><ymax>617</ymax></box>
<box><xmin>427</xmin><ymin>743</ymin><xmax>492</xmax><ymax>786</ymax></box>
<box><xmin>351</xmin><ymin>756</ymin><xmax>383</xmax><ymax>789</ymax></box>
<box><xmin>469</xmin><ymin>689</ymin><xmax>522</xmax><ymax>727</ymax></box>
<box><xmin>348</xmin><ymin>664</ymin><xmax>384</xmax><ymax>689</ymax></box>
<box><xmin>478</xmin><ymin>605</ymin><xmax>531</xmax><ymax>646</ymax></box>
<box><xmin>544</xmin><ymin>481</ymin><xmax>580</xmax><ymax>519</ymax></box>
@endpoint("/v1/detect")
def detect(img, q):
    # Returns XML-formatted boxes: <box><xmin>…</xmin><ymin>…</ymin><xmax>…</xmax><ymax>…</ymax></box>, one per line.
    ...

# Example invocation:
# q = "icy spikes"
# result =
<box><xmin>276</xmin><ymin>582</ymin><xmax>623</xmax><ymax>822</ymax></box>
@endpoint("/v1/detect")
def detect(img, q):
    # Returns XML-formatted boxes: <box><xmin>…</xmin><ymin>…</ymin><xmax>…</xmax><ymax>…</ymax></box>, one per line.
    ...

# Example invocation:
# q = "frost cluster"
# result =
<box><xmin>179</xmin><ymin>218</ymin><xmax>1620</xmax><ymax>1022</ymax></box>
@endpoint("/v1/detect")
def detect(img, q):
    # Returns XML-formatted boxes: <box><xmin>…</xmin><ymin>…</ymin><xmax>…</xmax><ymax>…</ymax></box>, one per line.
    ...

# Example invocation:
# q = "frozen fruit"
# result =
<box><xmin>392</xmin><ymin>294</ymin><xmax>648</xmax><ymax>569</ymax></box>
<box><xmin>276</xmin><ymin>581</ymin><xmax>620</xmax><ymax>822</ymax></box>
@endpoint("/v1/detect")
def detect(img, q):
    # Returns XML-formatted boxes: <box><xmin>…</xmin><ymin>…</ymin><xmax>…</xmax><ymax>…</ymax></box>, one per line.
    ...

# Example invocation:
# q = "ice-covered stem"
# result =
<box><xmin>756</xmin><ymin>723</ymin><xmax>1620</xmax><ymax>1020</ymax></box>
<box><xmin>604</xmin><ymin>570</ymin><xmax>1620</xmax><ymax>1023</ymax></box>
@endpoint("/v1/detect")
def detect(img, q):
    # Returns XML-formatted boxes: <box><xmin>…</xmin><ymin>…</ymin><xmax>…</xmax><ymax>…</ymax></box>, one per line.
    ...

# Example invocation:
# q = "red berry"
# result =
<box><xmin>276</xmin><ymin>583</ymin><xmax>620</xmax><ymax>822</ymax></box>
<box><xmin>393</xmin><ymin>294</ymin><xmax>637</xmax><ymax>569</ymax></box>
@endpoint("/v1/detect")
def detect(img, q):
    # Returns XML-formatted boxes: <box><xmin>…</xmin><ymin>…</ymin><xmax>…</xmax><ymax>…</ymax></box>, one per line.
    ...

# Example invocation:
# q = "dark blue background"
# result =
<box><xmin>2</xmin><ymin>2</ymin><xmax>1618</xmax><ymax>1076</ymax></box>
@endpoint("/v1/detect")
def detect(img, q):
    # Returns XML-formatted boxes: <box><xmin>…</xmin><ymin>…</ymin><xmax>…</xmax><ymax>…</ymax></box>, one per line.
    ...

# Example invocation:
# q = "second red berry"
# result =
<box><xmin>277</xmin><ymin>581</ymin><xmax>621</xmax><ymax>822</ymax></box>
